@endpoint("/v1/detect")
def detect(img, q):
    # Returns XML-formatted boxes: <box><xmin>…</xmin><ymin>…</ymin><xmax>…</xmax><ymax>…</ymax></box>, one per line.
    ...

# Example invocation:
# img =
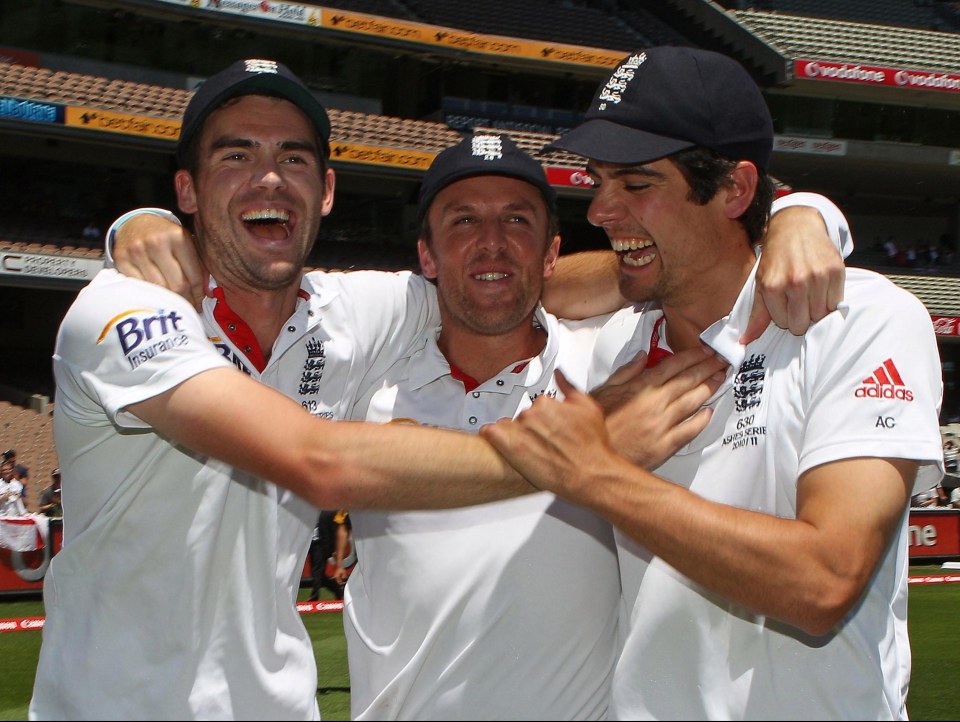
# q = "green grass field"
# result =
<box><xmin>1</xmin><ymin>570</ymin><xmax>957</xmax><ymax>720</ymax></box>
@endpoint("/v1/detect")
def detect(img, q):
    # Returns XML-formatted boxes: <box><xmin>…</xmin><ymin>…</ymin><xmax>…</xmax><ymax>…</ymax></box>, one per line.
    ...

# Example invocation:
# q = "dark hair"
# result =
<box><xmin>669</xmin><ymin>146</ymin><xmax>775</xmax><ymax>246</ymax></box>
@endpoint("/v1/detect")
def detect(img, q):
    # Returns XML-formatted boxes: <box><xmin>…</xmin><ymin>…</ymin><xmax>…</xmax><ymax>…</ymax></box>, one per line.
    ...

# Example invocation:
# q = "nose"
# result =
<box><xmin>254</xmin><ymin>158</ymin><xmax>285</xmax><ymax>191</ymax></box>
<box><xmin>586</xmin><ymin>186</ymin><xmax>622</xmax><ymax>228</ymax></box>
<box><xmin>476</xmin><ymin>220</ymin><xmax>508</xmax><ymax>252</ymax></box>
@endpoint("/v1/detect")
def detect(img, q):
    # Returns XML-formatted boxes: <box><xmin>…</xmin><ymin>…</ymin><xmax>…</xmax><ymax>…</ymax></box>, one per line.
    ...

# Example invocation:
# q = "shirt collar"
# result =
<box><xmin>407</xmin><ymin>305</ymin><xmax>558</xmax><ymax>392</ymax></box>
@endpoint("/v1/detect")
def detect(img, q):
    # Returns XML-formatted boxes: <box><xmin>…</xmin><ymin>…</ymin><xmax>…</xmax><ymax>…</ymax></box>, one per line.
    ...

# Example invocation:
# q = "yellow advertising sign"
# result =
<box><xmin>64</xmin><ymin>107</ymin><xmax>181</xmax><ymax>141</ymax></box>
<box><xmin>330</xmin><ymin>142</ymin><xmax>437</xmax><ymax>171</ymax></box>
<box><xmin>320</xmin><ymin>10</ymin><xmax>624</xmax><ymax>69</ymax></box>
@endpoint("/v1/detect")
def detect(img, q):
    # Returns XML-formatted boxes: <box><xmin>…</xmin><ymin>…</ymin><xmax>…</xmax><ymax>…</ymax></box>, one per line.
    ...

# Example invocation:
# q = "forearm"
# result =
<box><xmin>542</xmin><ymin>250</ymin><xmax>625</xmax><ymax>319</ymax></box>
<box><xmin>586</xmin><ymin>472</ymin><xmax>827</xmax><ymax>632</ymax></box>
<box><xmin>308</xmin><ymin>420</ymin><xmax>535</xmax><ymax>510</ymax></box>
<box><xmin>138</xmin><ymin>369</ymin><xmax>534</xmax><ymax>512</ymax></box>
<box><xmin>572</xmin><ymin>457</ymin><xmax>906</xmax><ymax>636</ymax></box>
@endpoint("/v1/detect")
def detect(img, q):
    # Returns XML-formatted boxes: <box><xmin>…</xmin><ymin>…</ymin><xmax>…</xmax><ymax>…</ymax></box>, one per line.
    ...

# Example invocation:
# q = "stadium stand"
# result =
<box><xmin>729</xmin><ymin>0</ymin><xmax>960</xmax><ymax>32</ymax></box>
<box><xmin>732</xmin><ymin>10</ymin><xmax>960</xmax><ymax>70</ymax></box>
<box><xmin>0</xmin><ymin>401</ymin><xmax>56</xmax><ymax>514</ymax></box>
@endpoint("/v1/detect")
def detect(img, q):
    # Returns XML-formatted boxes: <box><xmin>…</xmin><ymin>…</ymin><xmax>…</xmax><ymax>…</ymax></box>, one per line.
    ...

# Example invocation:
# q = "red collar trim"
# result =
<box><xmin>647</xmin><ymin>315</ymin><xmax>674</xmax><ymax>369</ymax></box>
<box><xmin>449</xmin><ymin>360</ymin><xmax>530</xmax><ymax>393</ymax></box>
<box><xmin>211</xmin><ymin>287</ymin><xmax>267</xmax><ymax>372</ymax></box>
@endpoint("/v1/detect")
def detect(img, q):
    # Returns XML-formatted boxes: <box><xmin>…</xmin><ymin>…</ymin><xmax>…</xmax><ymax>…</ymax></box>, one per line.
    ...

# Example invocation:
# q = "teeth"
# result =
<box><xmin>242</xmin><ymin>209</ymin><xmax>290</xmax><ymax>223</ymax></box>
<box><xmin>611</xmin><ymin>238</ymin><xmax>653</xmax><ymax>252</ymax></box>
<box><xmin>623</xmin><ymin>254</ymin><xmax>654</xmax><ymax>268</ymax></box>
<box><xmin>474</xmin><ymin>272</ymin><xmax>508</xmax><ymax>281</ymax></box>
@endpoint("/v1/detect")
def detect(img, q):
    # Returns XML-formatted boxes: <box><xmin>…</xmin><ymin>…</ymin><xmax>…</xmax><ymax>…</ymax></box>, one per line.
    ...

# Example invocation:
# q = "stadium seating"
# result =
<box><xmin>734</xmin><ymin>9</ymin><xmax>960</xmax><ymax>70</ymax></box>
<box><xmin>0</xmin><ymin>400</ymin><xmax>56</xmax><ymax>514</ymax></box>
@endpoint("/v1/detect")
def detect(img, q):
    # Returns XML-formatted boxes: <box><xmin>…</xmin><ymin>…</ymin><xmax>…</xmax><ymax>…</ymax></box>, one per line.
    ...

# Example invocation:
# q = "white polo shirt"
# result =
<box><xmin>587</xmin><ymin>264</ymin><xmax>943</xmax><ymax>720</ymax></box>
<box><xmin>345</xmin><ymin>307</ymin><xmax>621</xmax><ymax>721</ymax></box>
<box><xmin>32</xmin><ymin>268</ymin><xmax>437</xmax><ymax>721</ymax></box>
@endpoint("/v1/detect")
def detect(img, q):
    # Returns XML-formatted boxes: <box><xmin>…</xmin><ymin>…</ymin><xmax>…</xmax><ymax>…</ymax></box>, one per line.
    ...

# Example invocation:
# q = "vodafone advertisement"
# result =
<box><xmin>909</xmin><ymin>509</ymin><xmax>960</xmax><ymax>559</ymax></box>
<box><xmin>932</xmin><ymin>316</ymin><xmax>960</xmax><ymax>337</ymax></box>
<box><xmin>794</xmin><ymin>59</ymin><xmax>960</xmax><ymax>95</ymax></box>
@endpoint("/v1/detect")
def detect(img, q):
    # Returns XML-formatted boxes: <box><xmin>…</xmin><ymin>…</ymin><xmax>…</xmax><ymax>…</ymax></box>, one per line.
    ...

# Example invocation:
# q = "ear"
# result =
<box><xmin>320</xmin><ymin>167</ymin><xmax>336</xmax><ymax>217</ymax></box>
<box><xmin>417</xmin><ymin>238</ymin><xmax>438</xmax><ymax>279</ymax></box>
<box><xmin>175</xmin><ymin>169</ymin><xmax>198</xmax><ymax>215</ymax></box>
<box><xmin>723</xmin><ymin>161</ymin><xmax>759</xmax><ymax>220</ymax></box>
<box><xmin>542</xmin><ymin>233</ymin><xmax>562</xmax><ymax>280</ymax></box>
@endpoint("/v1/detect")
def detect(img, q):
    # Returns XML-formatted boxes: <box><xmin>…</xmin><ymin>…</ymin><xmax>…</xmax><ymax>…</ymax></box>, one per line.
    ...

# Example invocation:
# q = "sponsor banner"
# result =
<box><xmin>909</xmin><ymin>509</ymin><xmax>960</xmax><ymax>558</ymax></box>
<box><xmin>152</xmin><ymin>1</ymin><xmax>621</xmax><ymax>69</ymax></box>
<box><xmin>932</xmin><ymin>316</ymin><xmax>960</xmax><ymax>337</ymax></box>
<box><xmin>0</xmin><ymin>47</ymin><xmax>41</xmax><ymax>67</ymax></box>
<box><xmin>0</xmin><ymin>519</ymin><xmax>62</xmax><ymax>594</ymax></box>
<box><xmin>0</xmin><ymin>96</ymin><xmax>61</xmax><ymax>125</ymax></box>
<box><xmin>64</xmin><ymin>107</ymin><xmax>181</xmax><ymax>141</ymax></box>
<box><xmin>909</xmin><ymin>574</ymin><xmax>960</xmax><ymax>585</ymax></box>
<box><xmin>545</xmin><ymin>166</ymin><xmax>594</xmax><ymax>189</ymax></box>
<box><xmin>0</xmin><ymin>598</ymin><xmax>341</xmax><ymax>633</ymax></box>
<box><xmin>0</xmin><ymin>617</ymin><xmax>46</xmax><ymax>633</ymax></box>
<box><xmin>330</xmin><ymin>142</ymin><xmax>436</xmax><ymax>171</ymax></box>
<box><xmin>161</xmin><ymin>0</ymin><xmax>318</xmax><ymax>26</ymax></box>
<box><xmin>322</xmin><ymin>10</ymin><xmax>623</xmax><ymax>68</ymax></box>
<box><xmin>0</xmin><ymin>517</ymin><xmax>43</xmax><ymax>552</ymax></box>
<box><xmin>794</xmin><ymin>59</ymin><xmax>960</xmax><ymax>95</ymax></box>
<box><xmin>297</xmin><ymin>599</ymin><xmax>344</xmax><ymax>613</ymax></box>
<box><xmin>774</xmin><ymin>135</ymin><xmax>848</xmax><ymax>156</ymax></box>
<box><xmin>0</xmin><ymin>252</ymin><xmax>102</xmax><ymax>282</ymax></box>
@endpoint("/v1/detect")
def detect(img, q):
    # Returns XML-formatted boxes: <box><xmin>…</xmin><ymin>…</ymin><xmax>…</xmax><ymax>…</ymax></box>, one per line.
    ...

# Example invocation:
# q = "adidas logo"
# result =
<box><xmin>855</xmin><ymin>358</ymin><xmax>914</xmax><ymax>401</ymax></box>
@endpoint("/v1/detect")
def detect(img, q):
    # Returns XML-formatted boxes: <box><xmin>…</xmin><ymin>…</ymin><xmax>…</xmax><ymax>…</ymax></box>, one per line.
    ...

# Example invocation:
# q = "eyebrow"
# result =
<box><xmin>210</xmin><ymin>137</ymin><xmax>319</xmax><ymax>154</ymax></box>
<box><xmin>585</xmin><ymin>162</ymin><xmax>666</xmax><ymax>181</ymax></box>
<box><xmin>440</xmin><ymin>198</ymin><xmax>541</xmax><ymax>215</ymax></box>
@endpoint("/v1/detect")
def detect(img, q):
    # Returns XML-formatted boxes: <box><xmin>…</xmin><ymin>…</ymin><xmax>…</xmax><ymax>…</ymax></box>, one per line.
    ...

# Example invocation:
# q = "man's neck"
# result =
<box><xmin>661</xmin><ymin>251</ymin><xmax>756</xmax><ymax>353</ymax></box>
<box><xmin>215</xmin><ymin>281</ymin><xmax>303</xmax><ymax>364</ymax></box>
<box><xmin>437</xmin><ymin>318</ymin><xmax>547</xmax><ymax>387</ymax></box>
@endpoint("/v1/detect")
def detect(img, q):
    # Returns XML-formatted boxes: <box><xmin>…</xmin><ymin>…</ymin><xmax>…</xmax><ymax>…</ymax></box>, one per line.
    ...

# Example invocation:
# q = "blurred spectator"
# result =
<box><xmin>307</xmin><ymin>509</ymin><xmax>353</xmax><ymax>601</ymax></box>
<box><xmin>81</xmin><ymin>220</ymin><xmax>101</xmax><ymax>240</ymax></box>
<box><xmin>951</xmin><ymin>486</ymin><xmax>960</xmax><ymax>509</ymax></box>
<box><xmin>905</xmin><ymin>243</ymin><xmax>918</xmax><ymax>268</ymax></box>
<box><xmin>12</xmin><ymin>465</ymin><xmax>29</xmax><ymax>503</ymax></box>
<box><xmin>943</xmin><ymin>438</ymin><xmax>959</xmax><ymax>473</ymax></box>
<box><xmin>38</xmin><ymin>468</ymin><xmax>62</xmax><ymax>517</ymax></box>
<box><xmin>883</xmin><ymin>236</ymin><xmax>899</xmax><ymax>264</ymax></box>
<box><xmin>912</xmin><ymin>483</ymin><xmax>949</xmax><ymax>507</ymax></box>
<box><xmin>0</xmin><ymin>459</ymin><xmax>27</xmax><ymax>516</ymax></box>
<box><xmin>4</xmin><ymin>449</ymin><xmax>28</xmax><ymax>478</ymax></box>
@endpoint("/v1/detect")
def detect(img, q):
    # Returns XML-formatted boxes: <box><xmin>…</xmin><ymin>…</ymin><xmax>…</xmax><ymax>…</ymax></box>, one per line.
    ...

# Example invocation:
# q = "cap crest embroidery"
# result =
<box><xmin>471</xmin><ymin>134</ymin><xmax>504</xmax><ymax>161</ymax></box>
<box><xmin>597</xmin><ymin>52</ymin><xmax>646</xmax><ymax>111</ymax></box>
<box><xmin>243</xmin><ymin>59</ymin><xmax>279</xmax><ymax>75</ymax></box>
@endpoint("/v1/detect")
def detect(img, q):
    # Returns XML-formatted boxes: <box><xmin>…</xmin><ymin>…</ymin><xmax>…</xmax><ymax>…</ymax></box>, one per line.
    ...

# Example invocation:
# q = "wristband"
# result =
<box><xmin>104</xmin><ymin>208</ymin><xmax>181</xmax><ymax>268</ymax></box>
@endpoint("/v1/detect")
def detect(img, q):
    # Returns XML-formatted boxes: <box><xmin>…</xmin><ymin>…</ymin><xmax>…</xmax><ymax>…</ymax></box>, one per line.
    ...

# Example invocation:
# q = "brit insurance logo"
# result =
<box><xmin>856</xmin><ymin>358</ymin><xmax>914</xmax><ymax>401</ymax></box>
<box><xmin>97</xmin><ymin>308</ymin><xmax>188</xmax><ymax>371</ymax></box>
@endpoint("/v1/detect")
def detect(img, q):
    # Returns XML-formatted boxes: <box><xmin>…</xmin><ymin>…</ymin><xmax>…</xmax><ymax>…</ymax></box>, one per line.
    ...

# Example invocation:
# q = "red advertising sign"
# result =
<box><xmin>908</xmin><ymin>509</ymin><xmax>960</xmax><ymax>558</ymax></box>
<box><xmin>545</xmin><ymin>166</ymin><xmax>594</xmax><ymax>188</ymax></box>
<box><xmin>0</xmin><ymin>519</ymin><xmax>63</xmax><ymax>594</ymax></box>
<box><xmin>932</xmin><ymin>316</ymin><xmax>960</xmax><ymax>337</ymax></box>
<box><xmin>794</xmin><ymin>59</ymin><xmax>960</xmax><ymax>95</ymax></box>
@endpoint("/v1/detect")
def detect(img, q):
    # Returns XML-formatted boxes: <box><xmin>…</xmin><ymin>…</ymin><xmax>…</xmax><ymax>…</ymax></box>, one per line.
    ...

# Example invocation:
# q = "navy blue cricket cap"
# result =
<box><xmin>548</xmin><ymin>46</ymin><xmax>773</xmax><ymax>172</ymax></box>
<box><xmin>418</xmin><ymin>132</ymin><xmax>557</xmax><ymax>224</ymax></box>
<box><xmin>176</xmin><ymin>58</ymin><xmax>331</xmax><ymax>168</ymax></box>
